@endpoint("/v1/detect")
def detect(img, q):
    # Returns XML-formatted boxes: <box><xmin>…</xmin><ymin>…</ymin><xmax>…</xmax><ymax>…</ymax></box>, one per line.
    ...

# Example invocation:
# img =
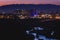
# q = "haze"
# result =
<box><xmin>0</xmin><ymin>0</ymin><xmax>60</xmax><ymax>6</ymax></box>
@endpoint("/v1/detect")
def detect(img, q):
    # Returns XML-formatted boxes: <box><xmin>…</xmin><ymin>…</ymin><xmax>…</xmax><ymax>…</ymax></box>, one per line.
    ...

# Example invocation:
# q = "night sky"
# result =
<box><xmin>0</xmin><ymin>0</ymin><xmax>60</xmax><ymax>6</ymax></box>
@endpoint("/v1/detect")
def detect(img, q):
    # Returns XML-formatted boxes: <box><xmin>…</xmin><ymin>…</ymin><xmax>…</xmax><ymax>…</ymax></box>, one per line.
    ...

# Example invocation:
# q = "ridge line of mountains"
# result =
<box><xmin>0</xmin><ymin>4</ymin><xmax>60</xmax><ymax>13</ymax></box>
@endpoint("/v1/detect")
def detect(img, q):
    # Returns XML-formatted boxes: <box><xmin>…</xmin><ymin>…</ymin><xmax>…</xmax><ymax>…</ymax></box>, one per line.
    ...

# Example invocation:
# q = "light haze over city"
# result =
<box><xmin>0</xmin><ymin>0</ymin><xmax>60</xmax><ymax>6</ymax></box>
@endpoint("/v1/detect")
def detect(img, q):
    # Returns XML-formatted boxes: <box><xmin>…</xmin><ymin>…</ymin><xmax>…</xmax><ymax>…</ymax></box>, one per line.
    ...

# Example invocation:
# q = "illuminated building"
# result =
<box><xmin>55</xmin><ymin>14</ymin><xmax>60</xmax><ymax>19</ymax></box>
<box><xmin>0</xmin><ymin>15</ymin><xmax>4</xmax><ymax>19</ymax></box>
<box><xmin>40</xmin><ymin>14</ymin><xmax>52</xmax><ymax>19</ymax></box>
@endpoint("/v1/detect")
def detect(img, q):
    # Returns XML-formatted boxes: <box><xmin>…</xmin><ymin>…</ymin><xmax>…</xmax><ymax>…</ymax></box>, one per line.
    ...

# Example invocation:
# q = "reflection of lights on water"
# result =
<box><xmin>51</xmin><ymin>31</ymin><xmax>54</xmax><ymax>35</ymax></box>
<box><xmin>26</xmin><ymin>30</ymin><xmax>30</xmax><ymax>34</ymax></box>
<box><xmin>26</xmin><ymin>27</ymin><xmax>57</xmax><ymax>40</ymax></box>
<box><xmin>34</xmin><ymin>27</ymin><xmax>44</xmax><ymax>30</ymax></box>
<box><xmin>31</xmin><ymin>33</ymin><xmax>38</xmax><ymax>40</ymax></box>
<box><xmin>34</xmin><ymin>38</ymin><xmax>38</xmax><ymax>40</ymax></box>
<box><xmin>38</xmin><ymin>35</ymin><xmax>46</xmax><ymax>40</ymax></box>
<box><xmin>31</xmin><ymin>33</ymin><xmax>37</xmax><ymax>37</ymax></box>
<box><xmin>39</xmin><ymin>35</ymin><xmax>57</xmax><ymax>40</ymax></box>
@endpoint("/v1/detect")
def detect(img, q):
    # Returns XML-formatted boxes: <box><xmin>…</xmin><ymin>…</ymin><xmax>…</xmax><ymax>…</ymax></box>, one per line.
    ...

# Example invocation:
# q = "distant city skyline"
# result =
<box><xmin>0</xmin><ymin>0</ymin><xmax>60</xmax><ymax>6</ymax></box>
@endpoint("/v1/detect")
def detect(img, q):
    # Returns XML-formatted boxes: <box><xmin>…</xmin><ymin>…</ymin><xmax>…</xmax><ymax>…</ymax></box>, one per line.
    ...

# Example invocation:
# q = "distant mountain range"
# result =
<box><xmin>0</xmin><ymin>4</ymin><xmax>60</xmax><ymax>13</ymax></box>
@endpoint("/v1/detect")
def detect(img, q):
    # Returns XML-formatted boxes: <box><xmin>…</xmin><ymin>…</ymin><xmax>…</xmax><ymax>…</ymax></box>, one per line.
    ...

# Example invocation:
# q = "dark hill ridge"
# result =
<box><xmin>0</xmin><ymin>4</ymin><xmax>60</xmax><ymax>13</ymax></box>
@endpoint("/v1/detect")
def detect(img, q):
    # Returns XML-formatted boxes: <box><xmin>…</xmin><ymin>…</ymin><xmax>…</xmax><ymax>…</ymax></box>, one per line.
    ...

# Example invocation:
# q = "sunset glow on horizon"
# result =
<box><xmin>0</xmin><ymin>0</ymin><xmax>60</xmax><ymax>6</ymax></box>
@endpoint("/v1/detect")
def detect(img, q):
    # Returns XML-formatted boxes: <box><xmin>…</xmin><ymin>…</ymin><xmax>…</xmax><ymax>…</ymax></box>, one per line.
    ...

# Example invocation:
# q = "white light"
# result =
<box><xmin>34</xmin><ymin>15</ymin><xmax>37</xmax><ymax>17</ymax></box>
<box><xmin>31</xmin><ymin>33</ymin><xmax>37</xmax><ymax>37</ymax></box>
<box><xmin>41</xmin><ymin>14</ymin><xmax>45</xmax><ymax>17</ymax></box>
<box><xmin>34</xmin><ymin>27</ymin><xmax>44</xmax><ymax>30</ymax></box>
<box><xmin>51</xmin><ymin>31</ymin><xmax>54</xmax><ymax>35</ymax></box>
<box><xmin>38</xmin><ymin>35</ymin><xmax>46</xmax><ymax>40</ymax></box>
<box><xmin>26</xmin><ymin>30</ymin><xmax>30</xmax><ymax>34</ymax></box>
<box><xmin>34</xmin><ymin>38</ymin><xmax>38</xmax><ymax>40</ymax></box>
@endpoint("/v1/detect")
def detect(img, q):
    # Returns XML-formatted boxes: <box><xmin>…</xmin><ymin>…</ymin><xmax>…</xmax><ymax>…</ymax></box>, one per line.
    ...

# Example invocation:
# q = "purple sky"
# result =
<box><xmin>0</xmin><ymin>0</ymin><xmax>60</xmax><ymax>6</ymax></box>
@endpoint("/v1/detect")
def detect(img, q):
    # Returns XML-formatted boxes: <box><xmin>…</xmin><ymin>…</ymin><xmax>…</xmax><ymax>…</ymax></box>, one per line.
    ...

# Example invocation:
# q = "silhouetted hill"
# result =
<box><xmin>0</xmin><ymin>4</ymin><xmax>60</xmax><ymax>13</ymax></box>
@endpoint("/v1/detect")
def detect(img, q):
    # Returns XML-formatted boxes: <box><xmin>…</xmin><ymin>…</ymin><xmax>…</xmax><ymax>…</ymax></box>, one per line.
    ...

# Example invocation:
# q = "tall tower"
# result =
<box><xmin>32</xmin><ymin>8</ymin><xmax>36</xmax><ymax>16</ymax></box>
<box><xmin>33</xmin><ymin>8</ymin><xmax>38</xmax><ymax>16</ymax></box>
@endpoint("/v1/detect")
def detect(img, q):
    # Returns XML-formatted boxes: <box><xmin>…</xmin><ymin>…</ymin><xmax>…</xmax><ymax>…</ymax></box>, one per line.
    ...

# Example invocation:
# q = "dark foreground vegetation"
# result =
<box><xmin>0</xmin><ymin>18</ymin><xmax>60</xmax><ymax>40</ymax></box>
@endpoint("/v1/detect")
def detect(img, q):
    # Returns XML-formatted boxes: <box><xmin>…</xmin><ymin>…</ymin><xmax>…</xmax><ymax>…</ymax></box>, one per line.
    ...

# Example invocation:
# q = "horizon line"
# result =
<box><xmin>0</xmin><ymin>4</ymin><xmax>60</xmax><ymax>6</ymax></box>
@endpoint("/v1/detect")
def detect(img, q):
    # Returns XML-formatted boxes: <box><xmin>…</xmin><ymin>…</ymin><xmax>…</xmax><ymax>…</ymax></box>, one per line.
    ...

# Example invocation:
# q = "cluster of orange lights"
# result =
<box><xmin>40</xmin><ymin>14</ymin><xmax>60</xmax><ymax>19</ymax></box>
<box><xmin>33</xmin><ymin>14</ymin><xmax>60</xmax><ymax>19</ymax></box>
<box><xmin>55</xmin><ymin>16</ymin><xmax>60</xmax><ymax>19</ymax></box>
<box><xmin>40</xmin><ymin>14</ymin><xmax>52</xmax><ymax>19</ymax></box>
<box><xmin>0</xmin><ymin>14</ymin><xmax>60</xmax><ymax>19</ymax></box>
<box><xmin>0</xmin><ymin>15</ymin><xmax>14</xmax><ymax>19</ymax></box>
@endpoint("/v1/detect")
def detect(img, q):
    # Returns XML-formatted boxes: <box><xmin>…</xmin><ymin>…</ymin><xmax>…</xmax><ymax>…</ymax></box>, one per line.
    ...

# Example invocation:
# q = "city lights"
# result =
<box><xmin>0</xmin><ymin>9</ymin><xmax>59</xmax><ymax>20</ymax></box>
<box><xmin>55</xmin><ymin>16</ymin><xmax>60</xmax><ymax>19</ymax></box>
<box><xmin>0</xmin><ymin>15</ymin><xmax>4</xmax><ymax>19</ymax></box>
